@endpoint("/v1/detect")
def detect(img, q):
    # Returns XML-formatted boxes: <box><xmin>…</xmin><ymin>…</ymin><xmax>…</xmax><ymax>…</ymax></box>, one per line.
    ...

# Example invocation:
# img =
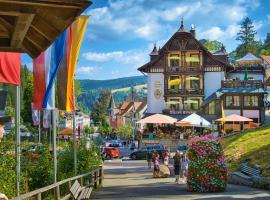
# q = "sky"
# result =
<box><xmin>22</xmin><ymin>0</ymin><xmax>270</xmax><ymax>80</ymax></box>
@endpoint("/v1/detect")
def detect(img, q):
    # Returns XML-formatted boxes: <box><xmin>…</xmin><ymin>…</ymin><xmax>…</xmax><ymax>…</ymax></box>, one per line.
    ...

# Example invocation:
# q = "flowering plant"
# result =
<box><xmin>187</xmin><ymin>134</ymin><xmax>227</xmax><ymax>192</ymax></box>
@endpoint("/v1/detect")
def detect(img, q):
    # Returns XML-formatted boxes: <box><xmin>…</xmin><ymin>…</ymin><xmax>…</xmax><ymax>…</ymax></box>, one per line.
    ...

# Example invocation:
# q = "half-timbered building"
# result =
<box><xmin>138</xmin><ymin>20</ymin><xmax>267</xmax><ymax>124</ymax></box>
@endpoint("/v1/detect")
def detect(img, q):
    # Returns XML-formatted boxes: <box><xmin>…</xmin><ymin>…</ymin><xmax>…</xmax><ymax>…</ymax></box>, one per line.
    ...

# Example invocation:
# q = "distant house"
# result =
<box><xmin>108</xmin><ymin>94</ymin><xmax>147</xmax><ymax>129</ymax></box>
<box><xmin>60</xmin><ymin>111</ymin><xmax>90</xmax><ymax>129</ymax></box>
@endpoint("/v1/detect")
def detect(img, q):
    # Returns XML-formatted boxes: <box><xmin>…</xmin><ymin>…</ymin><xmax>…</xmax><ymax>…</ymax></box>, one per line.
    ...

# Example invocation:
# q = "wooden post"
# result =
<box><xmin>36</xmin><ymin>193</ymin><xmax>42</xmax><ymax>200</ymax></box>
<box><xmin>94</xmin><ymin>171</ymin><xmax>97</xmax><ymax>188</ymax></box>
<box><xmin>89</xmin><ymin>173</ymin><xmax>93</xmax><ymax>187</ymax></box>
<box><xmin>99</xmin><ymin>167</ymin><xmax>103</xmax><ymax>186</ymax></box>
<box><xmin>54</xmin><ymin>185</ymin><xmax>60</xmax><ymax>200</ymax></box>
<box><xmin>80</xmin><ymin>177</ymin><xmax>83</xmax><ymax>186</ymax></box>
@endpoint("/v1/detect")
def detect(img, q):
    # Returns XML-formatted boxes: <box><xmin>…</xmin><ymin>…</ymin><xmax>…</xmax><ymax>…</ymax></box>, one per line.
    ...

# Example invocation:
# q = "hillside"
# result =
<box><xmin>223</xmin><ymin>125</ymin><xmax>270</xmax><ymax>176</ymax></box>
<box><xmin>79</xmin><ymin>76</ymin><xmax>147</xmax><ymax>91</ymax></box>
<box><xmin>77</xmin><ymin>76</ymin><xmax>147</xmax><ymax>112</ymax></box>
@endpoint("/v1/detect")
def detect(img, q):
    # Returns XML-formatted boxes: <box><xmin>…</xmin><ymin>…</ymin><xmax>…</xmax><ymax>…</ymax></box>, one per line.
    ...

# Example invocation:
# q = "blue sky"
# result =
<box><xmin>22</xmin><ymin>0</ymin><xmax>270</xmax><ymax>80</ymax></box>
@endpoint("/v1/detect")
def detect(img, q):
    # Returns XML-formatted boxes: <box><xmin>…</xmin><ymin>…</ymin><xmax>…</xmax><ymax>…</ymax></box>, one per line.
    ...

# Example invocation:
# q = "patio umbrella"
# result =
<box><xmin>178</xmin><ymin>113</ymin><xmax>211</xmax><ymax>127</ymax></box>
<box><xmin>216</xmin><ymin>114</ymin><xmax>253</xmax><ymax>122</ymax></box>
<box><xmin>175</xmin><ymin>121</ymin><xmax>192</xmax><ymax>127</ymax></box>
<box><xmin>136</xmin><ymin>114</ymin><xmax>177</xmax><ymax>124</ymax></box>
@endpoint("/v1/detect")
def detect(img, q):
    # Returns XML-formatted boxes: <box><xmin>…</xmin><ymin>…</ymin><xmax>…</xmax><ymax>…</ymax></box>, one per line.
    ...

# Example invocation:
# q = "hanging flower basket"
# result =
<box><xmin>187</xmin><ymin>134</ymin><xmax>227</xmax><ymax>192</ymax></box>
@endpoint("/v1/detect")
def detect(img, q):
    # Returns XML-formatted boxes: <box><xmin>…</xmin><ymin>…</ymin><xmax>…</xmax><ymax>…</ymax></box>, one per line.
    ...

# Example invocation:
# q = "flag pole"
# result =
<box><xmin>38</xmin><ymin>110</ymin><xmax>41</xmax><ymax>145</ymax></box>
<box><xmin>15</xmin><ymin>85</ymin><xmax>21</xmax><ymax>196</ymax></box>
<box><xmin>73</xmin><ymin>112</ymin><xmax>77</xmax><ymax>175</ymax></box>
<box><xmin>52</xmin><ymin>109</ymin><xmax>57</xmax><ymax>183</ymax></box>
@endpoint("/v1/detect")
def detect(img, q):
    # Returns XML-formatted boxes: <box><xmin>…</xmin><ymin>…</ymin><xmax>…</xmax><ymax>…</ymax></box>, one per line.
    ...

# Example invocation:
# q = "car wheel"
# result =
<box><xmin>131</xmin><ymin>154</ymin><xmax>137</xmax><ymax>160</ymax></box>
<box><xmin>106</xmin><ymin>155</ymin><xmax>111</xmax><ymax>160</ymax></box>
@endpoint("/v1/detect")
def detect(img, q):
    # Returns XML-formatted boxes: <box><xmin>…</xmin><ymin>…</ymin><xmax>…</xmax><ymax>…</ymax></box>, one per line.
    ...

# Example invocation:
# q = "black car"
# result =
<box><xmin>129</xmin><ymin>145</ymin><xmax>165</xmax><ymax>160</ymax></box>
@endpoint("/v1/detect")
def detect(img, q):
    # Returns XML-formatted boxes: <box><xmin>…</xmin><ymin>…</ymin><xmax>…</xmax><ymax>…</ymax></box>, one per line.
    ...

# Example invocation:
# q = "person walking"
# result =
<box><xmin>180</xmin><ymin>153</ymin><xmax>188</xmax><ymax>183</ymax></box>
<box><xmin>173</xmin><ymin>150</ymin><xmax>181</xmax><ymax>183</ymax></box>
<box><xmin>146</xmin><ymin>150</ymin><xmax>153</xmax><ymax>168</ymax></box>
<box><xmin>153</xmin><ymin>154</ymin><xmax>160</xmax><ymax>178</ymax></box>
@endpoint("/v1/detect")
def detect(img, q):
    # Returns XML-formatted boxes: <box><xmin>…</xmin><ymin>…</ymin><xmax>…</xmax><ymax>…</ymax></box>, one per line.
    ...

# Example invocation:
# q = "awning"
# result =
<box><xmin>165</xmin><ymin>101</ymin><xmax>179</xmax><ymax>105</ymax></box>
<box><xmin>169</xmin><ymin>79</ymin><xmax>181</xmax><ymax>86</ymax></box>
<box><xmin>0</xmin><ymin>0</ymin><xmax>92</xmax><ymax>58</ymax></box>
<box><xmin>184</xmin><ymin>100</ymin><xmax>198</xmax><ymax>104</ymax></box>
<box><xmin>175</xmin><ymin>121</ymin><xmax>192</xmax><ymax>127</ymax></box>
<box><xmin>136</xmin><ymin>114</ymin><xmax>177</xmax><ymax>124</ymax></box>
<box><xmin>186</xmin><ymin>76</ymin><xmax>200</xmax><ymax>81</ymax></box>
<box><xmin>216</xmin><ymin>114</ymin><xmax>253</xmax><ymax>122</ymax></box>
<box><xmin>186</xmin><ymin>56</ymin><xmax>199</xmax><ymax>62</ymax></box>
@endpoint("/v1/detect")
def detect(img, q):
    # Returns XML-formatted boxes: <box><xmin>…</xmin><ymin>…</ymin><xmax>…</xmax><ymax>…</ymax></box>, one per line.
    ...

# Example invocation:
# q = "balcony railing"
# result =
<box><xmin>166</xmin><ymin>66</ymin><xmax>202</xmax><ymax>73</ymax></box>
<box><xmin>162</xmin><ymin>109</ymin><xmax>196</xmax><ymax>115</ymax></box>
<box><xmin>221</xmin><ymin>80</ymin><xmax>263</xmax><ymax>88</ymax></box>
<box><xmin>165</xmin><ymin>88</ymin><xmax>204</xmax><ymax>95</ymax></box>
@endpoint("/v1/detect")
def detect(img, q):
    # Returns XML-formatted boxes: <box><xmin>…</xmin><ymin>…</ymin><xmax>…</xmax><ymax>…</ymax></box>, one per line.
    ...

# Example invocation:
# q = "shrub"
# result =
<box><xmin>187</xmin><ymin>134</ymin><xmax>227</xmax><ymax>192</ymax></box>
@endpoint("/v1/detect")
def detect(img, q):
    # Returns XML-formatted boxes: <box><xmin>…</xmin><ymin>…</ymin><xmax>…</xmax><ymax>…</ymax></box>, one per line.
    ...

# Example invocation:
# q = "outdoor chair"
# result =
<box><xmin>70</xmin><ymin>180</ymin><xmax>93</xmax><ymax>200</ymax></box>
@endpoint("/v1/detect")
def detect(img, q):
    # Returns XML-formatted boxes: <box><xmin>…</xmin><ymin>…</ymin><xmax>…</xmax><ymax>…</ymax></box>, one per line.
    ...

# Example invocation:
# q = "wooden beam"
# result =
<box><xmin>0</xmin><ymin>0</ymin><xmax>90</xmax><ymax>9</ymax></box>
<box><xmin>31</xmin><ymin>15</ymin><xmax>60</xmax><ymax>41</ymax></box>
<box><xmin>0</xmin><ymin>16</ymin><xmax>13</xmax><ymax>32</ymax></box>
<box><xmin>11</xmin><ymin>13</ymin><xmax>34</xmax><ymax>48</ymax></box>
<box><xmin>0</xmin><ymin>30</ymin><xmax>9</xmax><ymax>38</ymax></box>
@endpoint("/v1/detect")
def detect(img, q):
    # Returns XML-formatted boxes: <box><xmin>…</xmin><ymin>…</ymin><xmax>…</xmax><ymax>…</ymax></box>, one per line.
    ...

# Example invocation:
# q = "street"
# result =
<box><xmin>92</xmin><ymin>158</ymin><xmax>270</xmax><ymax>200</ymax></box>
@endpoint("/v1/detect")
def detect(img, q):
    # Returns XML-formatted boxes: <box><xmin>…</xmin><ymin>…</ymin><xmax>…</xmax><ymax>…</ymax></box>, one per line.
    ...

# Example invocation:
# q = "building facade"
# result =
<box><xmin>138</xmin><ymin>20</ymin><xmax>267</xmax><ymax>124</ymax></box>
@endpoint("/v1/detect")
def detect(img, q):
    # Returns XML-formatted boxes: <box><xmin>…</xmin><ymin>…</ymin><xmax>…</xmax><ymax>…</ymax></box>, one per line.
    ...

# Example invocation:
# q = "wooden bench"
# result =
<box><xmin>70</xmin><ymin>180</ymin><xmax>93</xmax><ymax>200</ymax></box>
<box><xmin>230</xmin><ymin>161</ymin><xmax>262</xmax><ymax>186</ymax></box>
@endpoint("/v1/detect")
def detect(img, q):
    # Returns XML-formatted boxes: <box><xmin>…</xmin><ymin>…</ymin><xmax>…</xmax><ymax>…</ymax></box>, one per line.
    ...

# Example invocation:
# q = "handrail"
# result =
<box><xmin>12</xmin><ymin>166</ymin><xmax>103</xmax><ymax>200</ymax></box>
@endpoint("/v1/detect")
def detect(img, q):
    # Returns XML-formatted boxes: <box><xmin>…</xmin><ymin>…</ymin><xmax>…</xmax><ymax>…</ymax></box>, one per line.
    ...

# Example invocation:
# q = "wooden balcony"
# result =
<box><xmin>221</xmin><ymin>80</ymin><xmax>263</xmax><ymax>88</ymax></box>
<box><xmin>165</xmin><ymin>66</ymin><xmax>203</xmax><ymax>73</ymax></box>
<box><xmin>165</xmin><ymin>88</ymin><xmax>204</xmax><ymax>96</ymax></box>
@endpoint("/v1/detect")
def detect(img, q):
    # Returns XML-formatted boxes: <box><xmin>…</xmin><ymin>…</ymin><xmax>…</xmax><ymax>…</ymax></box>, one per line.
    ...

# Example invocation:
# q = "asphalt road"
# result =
<box><xmin>91</xmin><ymin>159</ymin><xmax>270</xmax><ymax>200</ymax></box>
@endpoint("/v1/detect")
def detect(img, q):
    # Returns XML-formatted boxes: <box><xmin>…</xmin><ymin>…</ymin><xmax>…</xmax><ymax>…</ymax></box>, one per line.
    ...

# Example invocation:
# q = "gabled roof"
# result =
<box><xmin>236</xmin><ymin>53</ymin><xmax>261</xmax><ymax>63</ymax></box>
<box><xmin>261</xmin><ymin>56</ymin><xmax>270</xmax><ymax>64</ymax></box>
<box><xmin>138</xmin><ymin>30</ymin><xmax>232</xmax><ymax>72</ymax></box>
<box><xmin>0</xmin><ymin>0</ymin><xmax>91</xmax><ymax>58</ymax></box>
<box><xmin>118</xmin><ymin>101</ymin><xmax>147</xmax><ymax>116</ymax></box>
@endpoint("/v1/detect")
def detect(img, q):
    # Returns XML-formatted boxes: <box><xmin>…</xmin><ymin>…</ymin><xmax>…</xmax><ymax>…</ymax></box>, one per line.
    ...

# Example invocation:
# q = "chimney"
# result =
<box><xmin>190</xmin><ymin>24</ymin><xmax>196</xmax><ymax>37</ymax></box>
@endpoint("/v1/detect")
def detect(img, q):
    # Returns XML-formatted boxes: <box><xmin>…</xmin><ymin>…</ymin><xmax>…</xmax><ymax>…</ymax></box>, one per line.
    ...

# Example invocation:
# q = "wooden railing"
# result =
<box><xmin>165</xmin><ymin>66</ymin><xmax>202</xmax><ymax>73</ymax></box>
<box><xmin>165</xmin><ymin>88</ymin><xmax>204</xmax><ymax>95</ymax></box>
<box><xmin>12</xmin><ymin>166</ymin><xmax>103</xmax><ymax>200</ymax></box>
<box><xmin>221</xmin><ymin>80</ymin><xmax>263</xmax><ymax>88</ymax></box>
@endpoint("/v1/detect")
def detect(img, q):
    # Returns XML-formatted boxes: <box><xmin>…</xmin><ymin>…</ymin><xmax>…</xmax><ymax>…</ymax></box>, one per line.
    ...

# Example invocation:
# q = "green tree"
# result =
<box><xmin>200</xmin><ymin>39</ymin><xmax>224</xmax><ymax>52</ymax></box>
<box><xmin>236</xmin><ymin>17</ymin><xmax>257</xmax><ymax>57</ymax></box>
<box><xmin>115</xmin><ymin>124</ymin><xmax>132</xmax><ymax>139</ymax></box>
<box><xmin>90</xmin><ymin>90</ymin><xmax>111</xmax><ymax>125</ymax></box>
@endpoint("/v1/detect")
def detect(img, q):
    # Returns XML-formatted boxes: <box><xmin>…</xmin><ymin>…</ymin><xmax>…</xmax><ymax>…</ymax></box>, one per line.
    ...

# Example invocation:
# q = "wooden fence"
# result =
<box><xmin>12</xmin><ymin>166</ymin><xmax>103</xmax><ymax>200</ymax></box>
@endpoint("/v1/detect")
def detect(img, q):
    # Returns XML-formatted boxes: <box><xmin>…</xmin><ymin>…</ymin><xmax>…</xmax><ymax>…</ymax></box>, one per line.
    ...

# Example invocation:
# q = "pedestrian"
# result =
<box><xmin>146</xmin><ymin>150</ymin><xmax>153</xmax><ymax>168</ymax></box>
<box><xmin>181</xmin><ymin>153</ymin><xmax>188</xmax><ymax>183</ymax></box>
<box><xmin>173</xmin><ymin>150</ymin><xmax>181</xmax><ymax>183</ymax></box>
<box><xmin>163</xmin><ymin>150</ymin><xmax>169</xmax><ymax>166</ymax></box>
<box><xmin>153</xmin><ymin>154</ymin><xmax>160</xmax><ymax>178</ymax></box>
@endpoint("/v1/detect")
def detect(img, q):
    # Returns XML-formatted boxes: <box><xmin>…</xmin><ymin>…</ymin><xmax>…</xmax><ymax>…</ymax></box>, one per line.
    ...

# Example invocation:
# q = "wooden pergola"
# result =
<box><xmin>0</xmin><ymin>0</ymin><xmax>92</xmax><ymax>58</ymax></box>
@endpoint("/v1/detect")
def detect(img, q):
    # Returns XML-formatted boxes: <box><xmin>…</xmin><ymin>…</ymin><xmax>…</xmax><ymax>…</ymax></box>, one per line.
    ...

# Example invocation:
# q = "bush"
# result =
<box><xmin>187</xmin><ymin>134</ymin><xmax>227</xmax><ymax>192</ymax></box>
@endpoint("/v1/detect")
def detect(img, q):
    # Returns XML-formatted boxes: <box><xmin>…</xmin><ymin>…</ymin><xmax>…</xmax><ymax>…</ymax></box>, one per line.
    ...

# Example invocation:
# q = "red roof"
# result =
<box><xmin>261</xmin><ymin>56</ymin><xmax>270</xmax><ymax>64</ymax></box>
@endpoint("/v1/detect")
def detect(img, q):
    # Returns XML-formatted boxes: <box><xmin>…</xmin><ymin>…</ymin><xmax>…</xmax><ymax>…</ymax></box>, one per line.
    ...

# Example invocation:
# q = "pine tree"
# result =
<box><xmin>236</xmin><ymin>17</ymin><xmax>257</xmax><ymax>57</ymax></box>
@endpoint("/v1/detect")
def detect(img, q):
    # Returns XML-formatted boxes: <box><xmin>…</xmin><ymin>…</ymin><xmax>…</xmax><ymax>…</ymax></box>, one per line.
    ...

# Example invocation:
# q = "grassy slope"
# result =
<box><xmin>223</xmin><ymin>125</ymin><xmax>270</xmax><ymax>176</ymax></box>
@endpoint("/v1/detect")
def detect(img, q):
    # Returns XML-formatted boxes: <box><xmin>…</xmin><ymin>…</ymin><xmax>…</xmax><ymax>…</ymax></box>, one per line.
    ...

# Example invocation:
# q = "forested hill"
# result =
<box><xmin>79</xmin><ymin>76</ymin><xmax>146</xmax><ymax>91</ymax></box>
<box><xmin>77</xmin><ymin>76</ymin><xmax>147</xmax><ymax>113</ymax></box>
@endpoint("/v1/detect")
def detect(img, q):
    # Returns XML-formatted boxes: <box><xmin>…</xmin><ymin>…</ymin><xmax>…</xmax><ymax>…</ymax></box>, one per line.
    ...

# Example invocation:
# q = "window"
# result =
<box><xmin>168</xmin><ymin>76</ymin><xmax>181</xmax><ymax>90</ymax></box>
<box><xmin>209</xmin><ymin>101</ymin><xmax>215</xmax><ymax>115</ymax></box>
<box><xmin>186</xmin><ymin>76</ymin><xmax>200</xmax><ymax>91</ymax></box>
<box><xmin>225</xmin><ymin>96</ymin><xmax>240</xmax><ymax>107</ymax></box>
<box><xmin>168</xmin><ymin>54</ymin><xmax>180</xmax><ymax>67</ymax></box>
<box><xmin>169</xmin><ymin>98</ymin><xmax>180</xmax><ymax>111</ymax></box>
<box><xmin>184</xmin><ymin>98</ymin><xmax>200</xmax><ymax>111</ymax></box>
<box><xmin>244</xmin><ymin>96</ymin><xmax>258</xmax><ymax>107</ymax></box>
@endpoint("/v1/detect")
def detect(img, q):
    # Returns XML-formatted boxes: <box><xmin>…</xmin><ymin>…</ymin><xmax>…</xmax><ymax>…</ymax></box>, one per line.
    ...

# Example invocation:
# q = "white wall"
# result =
<box><xmin>204</xmin><ymin>72</ymin><xmax>225</xmax><ymax>99</ymax></box>
<box><xmin>228</xmin><ymin>73</ymin><xmax>264</xmax><ymax>81</ymax></box>
<box><xmin>243</xmin><ymin>110</ymin><xmax>259</xmax><ymax>119</ymax></box>
<box><xmin>147</xmin><ymin>73</ymin><xmax>166</xmax><ymax>113</ymax></box>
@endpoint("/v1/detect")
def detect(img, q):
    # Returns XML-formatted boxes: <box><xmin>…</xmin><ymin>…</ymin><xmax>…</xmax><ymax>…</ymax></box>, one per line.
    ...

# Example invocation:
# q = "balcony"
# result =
<box><xmin>221</xmin><ymin>80</ymin><xmax>263</xmax><ymax>88</ymax></box>
<box><xmin>166</xmin><ymin>66</ymin><xmax>202</xmax><ymax>73</ymax></box>
<box><xmin>162</xmin><ymin>109</ymin><xmax>196</xmax><ymax>115</ymax></box>
<box><xmin>165</xmin><ymin>88</ymin><xmax>204</xmax><ymax>96</ymax></box>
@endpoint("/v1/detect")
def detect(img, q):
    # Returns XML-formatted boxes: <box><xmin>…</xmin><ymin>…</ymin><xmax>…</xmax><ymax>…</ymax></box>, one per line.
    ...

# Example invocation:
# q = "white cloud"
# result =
<box><xmin>268</xmin><ymin>15</ymin><xmax>270</xmax><ymax>21</ymax></box>
<box><xmin>82</xmin><ymin>50</ymin><xmax>148</xmax><ymax>67</ymax></box>
<box><xmin>76</xmin><ymin>66</ymin><xmax>96</xmax><ymax>75</ymax></box>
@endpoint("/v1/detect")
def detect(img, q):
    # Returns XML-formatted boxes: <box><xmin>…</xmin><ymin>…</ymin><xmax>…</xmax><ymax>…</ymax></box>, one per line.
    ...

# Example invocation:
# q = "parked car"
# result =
<box><xmin>101</xmin><ymin>147</ymin><xmax>120</xmax><ymax>160</ymax></box>
<box><xmin>129</xmin><ymin>144</ymin><xmax>165</xmax><ymax>160</ymax></box>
